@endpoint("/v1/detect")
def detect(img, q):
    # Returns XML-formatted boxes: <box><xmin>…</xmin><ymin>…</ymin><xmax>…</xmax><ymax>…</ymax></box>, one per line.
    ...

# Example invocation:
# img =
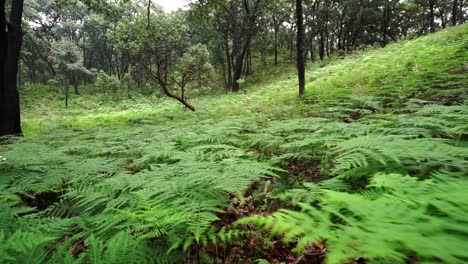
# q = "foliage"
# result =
<box><xmin>239</xmin><ymin>173</ymin><xmax>468</xmax><ymax>264</ymax></box>
<box><xmin>49</xmin><ymin>39</ymin><xmax>92</xmax><ymax>86</ymax></box>
<box><xmin>2</xmin><ymin>25</ymin><xmax>467</xmax><ymax>263</ymax></box>
<box><xmin>94</xmin><ymin>71</ymin><xmax>120</xmax><ymax>98</ymax></box>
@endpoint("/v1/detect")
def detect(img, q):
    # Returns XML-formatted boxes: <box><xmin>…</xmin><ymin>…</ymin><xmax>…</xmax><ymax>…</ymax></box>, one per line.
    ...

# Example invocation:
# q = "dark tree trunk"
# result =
<box><xmin>230</xmin><ymin>0</ymin><xmax>242</xmax><ymax>92</ymax></box>
<box><xmin>337</xmin><ymin>6</ymin><xmax>346</xmax><ymax>50</ymax></box>
<box><xmin>1</xmin><ymin>0</ymin><xmax>24</xmax><ymax>137</ymax></box>
<box><xmin>224</xmin><ymin>32</ymin><xmax>232</xmax><ymax>90</ymax></box>
<box><xmin>459</xmin><ymin>0</ymin><xmax>465</xmax><ymax>23</ymax></box>
<box><xmin>289</xmin><ymin>39</ymin><xmax>294</xmax><ymax>60</ymax></box>
<box><xmin>274</xmin><ymin>27</ymin><xmax>279</xmax><ymax>65</ymax></box>
<box><xmin>64</xmin><ymin>85</ymin><xmax>69</xmax><ymax>108</ymax></box>
<box><xmin>429</xmin><ymin>0</ymin><xmax>435</xmax><ymax>33</ymax></box>
<box><xmin>440</xmin><ymin>6</ymin><xmax>447</xmax><ymax>29</ymax></box>
<box><xmin>325</xmin><ymin>8</ymin><xmax>329</xmax><ymax>57</ymax></box>
<box><xmin>243</xmin><ymin>49</ymin><xmax>251</xmax><ymax>75</ymax></box>
<box><xmin>0</xmin><ymin>0</ymin><xmax>4</xmax><ymax>91</ymax></box>
<box><xmin>273</xmin><ymin>17</ymin><xmax>279</xmax><ymax>65</ymax></box>
<box><xmin>248</xmin><ymin>49</ymin><xmax>252</xmax><ymax>74</ymax></box>
<box><xmin>452</xmin><ymin>0</ymin><xmax>458</xmax><ymax>25</ymax></box>
<box><xmin>319</xmin><ymin>28</ymin><xmax>325</xmax><ymax>61</ymax></box>
<box><xmin>232</xmin><ymin>55</ymin><xmax>243</xmax><ymax>92</ymax></box>
<box><xmin>381</xmin><ymin>1</ymin><xmax>390</xmax><ymax>47</ymax></box>
<box><xmin>229</xmin><ymin>0</ymin><xmax>259</xmax><ymax>92</ymax></box>
<box><xmin>355</xmin><ymin>0</ymin><xmax>365</xmax><ymax>47</ymax></box>
<box><xmin>310</xmin><ymin>40</ymin><xmax>315</xmax><ymax>62</ymax></box>
<box><xmin>74</xmin><ymin>83</ymin><xmax>79</xmax><ymax>95</ymax></box>
<box><xmin>296</xmin><ymin>0</ymin><xmax>305</xmax><ymax>96</ymax></box>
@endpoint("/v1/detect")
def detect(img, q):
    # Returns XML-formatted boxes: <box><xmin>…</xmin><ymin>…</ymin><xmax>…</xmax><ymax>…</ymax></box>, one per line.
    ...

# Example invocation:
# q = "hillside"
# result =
<box><xmin>1</xmin><ymin>25</ymin><xmax>467</xmax><ymax>263</ymax></box>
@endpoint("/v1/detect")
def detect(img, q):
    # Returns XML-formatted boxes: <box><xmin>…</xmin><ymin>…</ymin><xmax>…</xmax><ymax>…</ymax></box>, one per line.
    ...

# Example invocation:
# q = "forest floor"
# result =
<box><xmin>1</xmin><ymin>25</ymin><xmax>467</xmax><ymax>263</ymax></box>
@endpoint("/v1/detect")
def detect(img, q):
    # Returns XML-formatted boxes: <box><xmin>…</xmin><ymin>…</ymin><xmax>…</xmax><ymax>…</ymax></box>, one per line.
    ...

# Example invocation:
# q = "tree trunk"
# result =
<box><xmin>429</xmin><ymin>0</ymin><xmax>435</xmax><ymax>33</ymax></box>
<box><xmin>337</xmin><ymin>6</ymin><xmax>346</xmax><ymax>50</ymax></box>
<box><xmin>296</xmin><ymin>0</ymin><xmax>305</xmax><ymax>96</ymax></box>
<box><xmin>230</xmin><ymin>0</ymin><xmax>242</xmax><ymax>92</ymax></box>
<box><xmin>325</xmin><ymin>8</ymin><xmax>329</xmax><ymax>57</ymax></box>
<box><xmin>356</xmin><ymin>0</ymin><xmax>364</xmax><ymax>47</ymax></box>
<box><xmin>232</xmin><ymin>55</ymin><xmax>243</xmax><ymax>92</ymax></box>
<box><xmin>0</xmin><ymin>0</ymin><xmax>24</xmax><ymax>137</ymax></box>
<box><xmin>248</xmin><ymin>50</ymin><xmax>252</xmax><ymax>74</ymax></box>
<box><xmin>224</xmin><ymin>32</ymin><xmax>232</xmax><ymax>90</ymax></box>
<box><xmin>310</xmin><ymin>40</ymin><xmax>315</xmax><ymax>62</ymax></box>
<box><xmin>274</xmin><ymin>23</ymin><xmax>279</xmax><ymax>65</ymax></box>
<box><xmin>74</xmin><ymin>83</ymin><xmax>79</xmax><ymax>95</ymax></box>
<box><xmin>64</xmin><ymin>85</ymin><xmax>69</xmax><ymax>108</ymax></box>
<box><xmin>161</xmin><ymin>84</ymin><xmax>195</xmax><ymax>111</ymax></box>
<box><xmin>452</xmin><ymin>0</ymin><xmax>458</xmax><ymax>25</ymax></box>
<box><xmin>319</xmin><ymin>28</ymin><xmax>325</xmax><ymax>61</ymax></box>
<box><xmin>459</xmin><ymin>0</ymin><xmax>465</xmax><ymax>23</ymax></box>
<box><xmin>382</xmin><ymin>1</ymin><xmax>390</xmax><ymax>47</ymax></box>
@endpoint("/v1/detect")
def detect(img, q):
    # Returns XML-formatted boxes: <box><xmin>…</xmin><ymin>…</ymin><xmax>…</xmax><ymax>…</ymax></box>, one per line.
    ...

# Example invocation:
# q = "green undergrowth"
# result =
<box><xmin>1</xmin><ymin>25</ymin><xmax>467</xmax><ymax>263</ymax></box>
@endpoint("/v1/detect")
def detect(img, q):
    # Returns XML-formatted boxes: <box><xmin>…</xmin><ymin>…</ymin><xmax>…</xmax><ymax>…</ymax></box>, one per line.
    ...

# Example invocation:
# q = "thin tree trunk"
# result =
<box><xmin>230</xmin><ymin>0</ymin><xmax>242</xmax><ymax>92</ymax></box>
<box><xmin>429</xmin><ymin>0</ymin><xmax>435</xmax><ymax>33</ymax></box>
<box><xmin>452</xmin><ymin>0</ymin><xmax>458</xmax><ymax>25</ymax></box>
<box><xmin>337</xmin><ymin>6</ymin><xmax>346</xmax><ymax>50</ymax></box>
<box><xmin>357</xmin><ymin>0</ymin><xmax>364</xmax><ymax>46</ymax></box>
<box><xmin>224</xmin><ymin>32</ymin><xmax>232</xmax><ymax>90</ymax></box>
<box><xmin>74</xmin><ymin>83</ymin><xmax>79</xmax><ymax>95</ymax></box>
<box><xmin>459</xmin><ymin>0</ymin><xmax>465</xmax><ymax>23</ymax></box>
<box><xmin>319</xmin><ymin>28</ymin><xmax>325</xmax><ymax>61</ymax></box>
<box><xmin>296</xmin><ymin>0</ymin><xmax>305</xmax><ymax>96</ymax></box>
<box><xmin>310</xmin><ymin>40</ymin><xmax>315</xmax><ymax>62</ymax></box>
<box><xmin>274</xmin><ymin>22</ymin><xmax>279</xmax><ymax>65</ymax></box>
<box><xmin>325</xmin><ymin>9</ymin><xmax>329</xmax><ymax>57</ymax></box>
<box><xmin>64</xmin><ymin>85</ymin><xmax>69</xmax><ymax>108</ymax></box>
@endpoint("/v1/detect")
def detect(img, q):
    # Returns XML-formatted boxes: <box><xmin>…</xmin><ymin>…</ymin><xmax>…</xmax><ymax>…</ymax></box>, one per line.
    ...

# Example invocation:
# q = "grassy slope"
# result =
<box><xmin>21</xmin><ymin>24</ymin><xmax>466</xmax><ymax>134</ymax></box>
<box><xmin>1</xmin><ymin>25</ymin><xmax>467</xmax><ymax>263</ymax></box>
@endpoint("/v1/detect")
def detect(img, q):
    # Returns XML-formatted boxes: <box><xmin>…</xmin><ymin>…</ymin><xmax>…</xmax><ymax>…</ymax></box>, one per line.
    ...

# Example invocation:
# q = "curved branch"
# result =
<box><xmin>160</xmin><ymin>84</ymin><xmax>195</xmax><ymax>111</ymax></box>
<box><xmin>139</xmin><ymin>61</ymin><xmax>196</xmax><ymax>111</ymax></box>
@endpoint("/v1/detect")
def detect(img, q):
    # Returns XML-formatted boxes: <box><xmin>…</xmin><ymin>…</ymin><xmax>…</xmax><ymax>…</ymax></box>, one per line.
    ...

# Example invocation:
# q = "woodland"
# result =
<box><xmin>0</xmin><ymin>0</ymin><xmax>467</xmax><ymax>263</ymax></box>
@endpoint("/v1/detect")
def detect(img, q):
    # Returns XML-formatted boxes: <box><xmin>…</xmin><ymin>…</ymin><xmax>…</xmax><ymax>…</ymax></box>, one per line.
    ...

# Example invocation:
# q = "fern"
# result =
<box><xmin>1</xmin><ymin>25</ymin><xmax>466</xmax><ymax>263</ymax></box>
<box><xmin>239</xmin><ymin>173</ymin><xmax>468</xmax><ymax>263</ymax></box>
<box><xmin>331</xmin><ymin>135</ymin><xmax>467</xmax><ymax>178</ymax></box>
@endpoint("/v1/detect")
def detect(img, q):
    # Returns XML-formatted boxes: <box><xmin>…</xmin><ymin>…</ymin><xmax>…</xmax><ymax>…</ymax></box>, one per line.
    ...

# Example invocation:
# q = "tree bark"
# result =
<box><xmin>325</xmin><ymin>7</ymin><xmax>329</xmax><ymax>57</ymax></box>
<box><xmin>64</xmin><ymin>85</ymin><xmax>69</xmax><ymax>108</ymax></box>
<box><xmin>296</xmin><ymin>0</ymin><xmax>305</xmax><ymax>96</ymax></box>
<box><xmin>310</xmin><ymin>40</ymin><xmax>315</xmax><ymax>62</ymax></box>
<box><xmin>452</xmin><ymin>0</ymin><xmax>458</xmax><ymax>25</ymax></box>
<box><xmin>230</xmin><ymin>0</ymin><xmax>241</xmax><ymax>92</ymax></box>
<box><xmin>319</xmin><ymin>28</ymin><xmax>325</xmax><ymax>61</ymax></box>
<box><xmin>232</xmin><ymin>55</ymin><xmax>243</xmax><ymax>92</ymax></box>
<box><xmin>224</xmin><ymin>31</ymin><xmax>232</xmax><ymax>90</ymax></box>
<box><xmin>273</xmin><ymin>17</ymin><xmax>279</xmax><ymax>65</ymax></box>
<box><xmin>429</xmin><ymin>0</ymin><xmax>435</xmax><ymax>33</ymax></box>
<box><xmin>74</xmin><ymin>83</ymin><xmax>80</xmax><ymax>95</ymax></box>
<box><xmin>1</xmin><ymin>0</ymin><xmax>24</xmax><ymax>137</ymax></box>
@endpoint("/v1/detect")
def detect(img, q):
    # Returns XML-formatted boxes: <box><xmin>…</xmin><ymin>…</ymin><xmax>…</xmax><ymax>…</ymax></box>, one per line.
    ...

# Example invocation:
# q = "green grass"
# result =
<box><xmin>1</xmin><ymin>25</ymin><xmax>467</xmax><ymax>263</ymax></box>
